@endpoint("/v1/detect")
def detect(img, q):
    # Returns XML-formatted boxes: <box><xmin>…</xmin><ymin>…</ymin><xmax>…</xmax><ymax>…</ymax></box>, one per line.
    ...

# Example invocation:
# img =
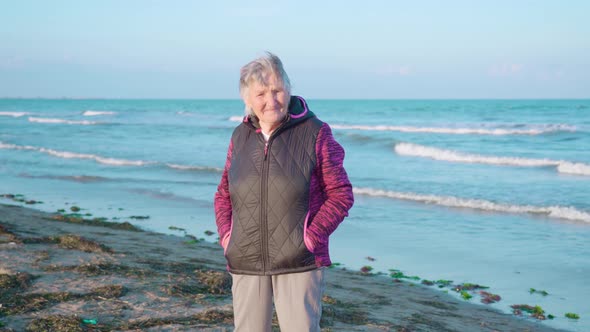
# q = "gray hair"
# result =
<box><xmin>239</xmin><ymin>52</ymin><xmax>291</xmax><ymax>116</ymax></box>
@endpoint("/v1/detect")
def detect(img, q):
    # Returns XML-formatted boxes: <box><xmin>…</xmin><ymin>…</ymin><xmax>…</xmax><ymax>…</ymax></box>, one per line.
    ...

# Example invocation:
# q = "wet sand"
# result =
<box><xmin>0</xmin><ymin>203</ymin><xmax>565</xmax><ymax>331</ymax></box>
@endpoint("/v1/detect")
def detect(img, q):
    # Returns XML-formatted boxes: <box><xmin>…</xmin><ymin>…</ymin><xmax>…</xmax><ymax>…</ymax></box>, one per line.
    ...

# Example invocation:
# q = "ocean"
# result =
<box><xmin>1</xmin><ymin>98</ymin><xmax>589</xmax><ymax>331</ymax></box>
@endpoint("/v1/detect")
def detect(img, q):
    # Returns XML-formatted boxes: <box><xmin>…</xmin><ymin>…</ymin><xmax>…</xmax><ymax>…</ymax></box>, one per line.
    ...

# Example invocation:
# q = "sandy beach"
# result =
<box><xmin>0</xmin><ymin>203</ymin><xmax>566</xmax><ymax>332</ymax></box>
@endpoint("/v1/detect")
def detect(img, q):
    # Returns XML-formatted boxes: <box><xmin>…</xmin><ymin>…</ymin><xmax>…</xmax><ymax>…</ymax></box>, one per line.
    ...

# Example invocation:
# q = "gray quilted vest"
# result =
<box><xmin>226</xmin><ymin>97</ymin><xmax>323</xmax><ymax>275</ymax></box>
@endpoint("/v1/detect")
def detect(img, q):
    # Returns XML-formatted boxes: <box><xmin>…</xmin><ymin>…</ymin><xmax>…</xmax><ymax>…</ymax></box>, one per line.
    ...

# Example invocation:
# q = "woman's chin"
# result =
<box><xmin>261</xmin><ymin>112</ymin><xmax>285</xmax><ymax>123</ymax></box>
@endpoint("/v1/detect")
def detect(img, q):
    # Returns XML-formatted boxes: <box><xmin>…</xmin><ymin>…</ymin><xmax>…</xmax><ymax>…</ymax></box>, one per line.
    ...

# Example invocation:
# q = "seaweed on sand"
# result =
<box><xmin>117</xmin><ymin>308</ymin><xmax>234</xmax><ymax>330</ymax></box>
<box><xmin>510</xmin><ymin>304</ymin><xmax>547</xmax><ymax>320</ymax></box>
<box><xmin>46</xmin><ymin>214</ymin><xmax>141</xmax><ymax>232</ymax></box>
<box><xmin>195</xmin><ymin>270</ymin><xmax>232</xmax><ymax>295</ymax></box>
<box><xmin>0</xmin><ymin>272</ymin><xmax>35</xmax><ymax>292</ymax></box>
<box><xmin>23</xmin><ymin>234</ymin><xmax>113</xmax><ymax>254</ymax></box>
<box><xmin>1</xmin><ymin>285</ymin><xmax>128</xmax><ymax>316</ymax></box>
<box><xmin>43</xmin><ymin>262</ymin><xmax>152</xmax><ymax>278</ymax></box>
<box><xmin>389</xmin><ymin>269</ymin><xmax>420</xmax><ymax>281</ymax></box>
<box><xmin>26</xmin><ymin>315</ymin><xmax>83</xmax><ymax>332</ymax></box>
<box><xmin>479</xmin><ymin>291</ymin><xmax>501</xmax><ymax>304</ymax></box>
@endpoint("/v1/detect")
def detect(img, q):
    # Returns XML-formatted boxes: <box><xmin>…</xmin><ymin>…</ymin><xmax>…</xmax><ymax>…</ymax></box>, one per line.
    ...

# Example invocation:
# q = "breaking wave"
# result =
<box><xmin>0</xmin><ymin>141</ymin><xmax>221</xmax><ymax>172</ymax></box>
<box><xmin>82</xmin><ymin>110</ymin><xmax>116</xmax><ymax>116</ymax></box>
<box><xmin>332</xmin><ymin>124</ymin><xmax>576</xmax><ymax>135</ymax></box>
<box><xmin>28</xmin><ymin>117</ymin><xmax>99</xmax><ymax>125</ymax></box>
<box><xmin>19</xmin><ymin>173</ymin><xmax>110</xmax><ymax>183</ymax></box>
<box><xmin>353</xmin><ymin>187</ymin><xmax>590</xmax><ymax>223</ymax></box>
<box><xmin>394</xmin><ymin>142</ymin><xmax>590</xmax><ymax>176</ymax></box>
<box><xmin>0</xmin><ymin>112</ymin><xmax>28</xmax><ymax>117</ymax></box>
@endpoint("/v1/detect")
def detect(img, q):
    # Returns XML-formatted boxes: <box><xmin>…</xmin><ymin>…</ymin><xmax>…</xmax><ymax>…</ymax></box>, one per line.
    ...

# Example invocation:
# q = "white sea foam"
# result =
<box><xmin>1</xmin><ymin>141</ymin><xmax>221</xmax><ymax>170</ymax></box>
<box><xmin>229</xmin><ymin>116</ymin><xmax>244</xmax><ymax>122</ymax></box>
<box><xmin>0</xmin><ymin>111</ymin><xmax>28</xmax><ymax>117</ymax></box>
<box><xmin>38</xmin><ymin>148</ymin><xmax>150</xmax><ymax>166</ymax></box>
<box><xmin>1</xmin><ymin>141</ymin><xmax>149</xmax><ymax>166</ymax></box>
<box><xmin>332</xmin><ymin>124</ymin><xmax>576</xmax><ymax>135</ymax></box>
<box><xmin>395</xmin><ymin>143</ymin><xmax>557</xmax><ymax>167</ymax></box>
<box><xmin>28</xmin><ymin>117</ymin><xmax>99</xmax><ymax>125</ymax></box>
<box><xmin>394</xmin><ymin>142</ymin><xmax>590</xmax><ymax>176</ymax></box>
<box><xmin>0</xmin><ymin>141</ymin><xmax>37</xmax><ymax>151</ymax></box>
<box><xmin>82</xmin><ymin>110</ymin><xmax>116</xmax><ymax>116</ymax></box>
<box><xmin>353</xmin><ymin>187</ymin><xmax>590</xmax><ymax>223</ymax></box>
<box><xmin>557</xmin><ymin>162</ymin><xmax>590</xmax><ymax>176</ymax></box>
<box><xmin>166</xmin><ymin>163</ymin><xmax>223</xmax><ymax>173</ymax></box>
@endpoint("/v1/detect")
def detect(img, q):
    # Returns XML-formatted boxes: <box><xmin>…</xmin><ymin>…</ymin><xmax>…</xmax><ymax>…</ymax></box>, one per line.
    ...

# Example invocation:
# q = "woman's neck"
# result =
<box><xmin>259</xmin><ymin>120</ymin><xmax>282</xmax><ymax>136</ymax></box>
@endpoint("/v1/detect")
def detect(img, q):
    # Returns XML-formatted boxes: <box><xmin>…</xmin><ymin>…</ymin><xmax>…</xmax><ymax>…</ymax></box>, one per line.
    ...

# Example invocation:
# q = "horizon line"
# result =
<box><xmin>2</xmin><ymin>97</ymin><xmax>590</xmax><ymax>101</ymax></box>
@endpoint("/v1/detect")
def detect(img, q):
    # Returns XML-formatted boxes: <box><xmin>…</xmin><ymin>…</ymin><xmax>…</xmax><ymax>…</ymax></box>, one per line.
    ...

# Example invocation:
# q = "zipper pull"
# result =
<box><xmin>264</xmin><ymin>142</ymin><xmax>268</xmax><ymax>160</ymax></box>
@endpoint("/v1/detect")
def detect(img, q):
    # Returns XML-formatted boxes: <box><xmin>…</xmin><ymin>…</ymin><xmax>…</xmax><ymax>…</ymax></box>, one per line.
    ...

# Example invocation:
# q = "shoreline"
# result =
<box><xmin>0</xmin><ymin>203</ymin><xmax>567</xmax><ymax>331</ymax></box>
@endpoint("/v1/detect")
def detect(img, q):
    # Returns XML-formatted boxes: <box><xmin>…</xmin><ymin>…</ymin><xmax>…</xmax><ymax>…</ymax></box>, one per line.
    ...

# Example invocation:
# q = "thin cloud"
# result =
<box><xmin>225</xmin><ymin>5</ymin><xmax>281</xmax><ymax>18</ymax></box>
<box><xmin>536</xmin><ymin>68</ymin><xmax>566</xmax><ymax>81</ymax></box>
<box><xmin>0</xmin><ymin>56</ymin><xmax>24</xmax><ymax>70</ymax></box>
<box><xmin>488</xmin><ymin>63</ymin><xmax>524</xmax><ymax>77</ymax></box>
<box><xmin>376</xmin><ymin>65</ymin><xmax>413</xmax><ymax>76</ymax></box>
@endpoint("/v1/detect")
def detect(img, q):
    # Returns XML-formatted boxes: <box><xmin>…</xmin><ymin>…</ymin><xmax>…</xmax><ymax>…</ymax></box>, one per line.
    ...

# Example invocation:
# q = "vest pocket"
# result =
<box><xmin>222</xmin><ymin>217</ymin><xmax>233</xmax><ymax>256</ymax></box>
<box><xmin>303</xmin><ymin>211</ymin><xmax>315</xmax><ymax>253</ymax></box>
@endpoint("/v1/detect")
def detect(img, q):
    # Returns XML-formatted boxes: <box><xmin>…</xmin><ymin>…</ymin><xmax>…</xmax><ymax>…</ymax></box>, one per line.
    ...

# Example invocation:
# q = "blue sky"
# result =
<box><xmin>1</xmin><ymin>0</ymin><xmax>589</xmax><ymax>99</ymax></box>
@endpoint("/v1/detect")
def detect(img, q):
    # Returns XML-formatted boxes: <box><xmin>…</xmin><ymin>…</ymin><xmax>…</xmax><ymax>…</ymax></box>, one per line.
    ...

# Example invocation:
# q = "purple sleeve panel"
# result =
<box><xmin>306</xmin><ymin>123</ymin><xmax>354</xmax><ymax>255</ymax></box>
<box><xmin>214</xmin><ymin>140</ymin><xmax>233</xmax><ymax>248</ymax></box>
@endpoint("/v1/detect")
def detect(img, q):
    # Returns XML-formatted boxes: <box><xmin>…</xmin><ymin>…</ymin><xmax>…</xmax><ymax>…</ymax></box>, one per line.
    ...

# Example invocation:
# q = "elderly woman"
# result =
<box><xmin>214</xmin><ymin>52</ymin><xmax>353</xmax><ymax>332</ymax></box>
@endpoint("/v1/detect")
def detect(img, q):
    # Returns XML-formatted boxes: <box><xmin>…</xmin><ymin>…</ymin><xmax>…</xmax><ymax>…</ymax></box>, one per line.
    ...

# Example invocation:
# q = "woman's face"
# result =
<box><xmin>245</xmin><ymin>73</ymin><xmax>289</xmax><ymax>129</ymax></box>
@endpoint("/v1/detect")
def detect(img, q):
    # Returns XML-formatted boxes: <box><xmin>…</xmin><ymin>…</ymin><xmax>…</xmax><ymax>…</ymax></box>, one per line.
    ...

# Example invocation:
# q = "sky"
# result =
<box><xmin>1</xmin><ymin>0</ymin><xmax>589</xmax><ymax>99</ymax></box>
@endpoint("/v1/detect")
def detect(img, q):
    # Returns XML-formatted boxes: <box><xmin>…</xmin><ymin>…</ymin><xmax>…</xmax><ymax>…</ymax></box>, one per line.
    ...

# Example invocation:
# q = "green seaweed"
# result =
<box><xmin>529</xmin><ymin>288</ymin><xmax>549</xmax><ymax>296</ymax></box>
<box><xmin>389</xmin><ymin>269</ymin><xmax>420</xmax><ymax>280</ymax></box>
<box><xmin>453</xmin><ymin>283</ymin><xmax>488</xmax><ymax>292</ymax></box>
<box><xmin>169</xmin><ymin>226</ymin><xmax>187</xmax><ymax>234</ymax></box>
<box><xmin>436</xmin><ymin>279</ymin><xmax>453</xmax><ymax>287</ymax></box>
<box><xmin>511</xmin><ymin>304</ymin><xmax>546</xmax><ymax>320</ymax></box>
<box><xmin>1</xmin><ymin>194</ymin><xmax>43</xmax><ymax>205</ymax></box>
<box><xmin>460</xmin><ymin>291</ymin><xmax>472</xmax><ymax>300</ymax></box>
<box><xmin>565</xmin><ymin>313</ymin><xmax>580</xmax><ymax>319</ymax></box>
<box><xmin>183</xmin><ymin>239</ymin><xmax>200</xmax><ymax>245</ymax></box>
<box><xmin>47</xmin><ymin>214</ymin><xmax>142</xmax><ymax>231</ymax></box>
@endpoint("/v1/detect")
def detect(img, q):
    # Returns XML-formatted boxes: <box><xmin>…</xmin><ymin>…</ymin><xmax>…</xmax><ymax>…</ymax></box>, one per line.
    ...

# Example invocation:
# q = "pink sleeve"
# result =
<box><xmin>214</xmin><ymin>140</ymin><xmax>233</xmax><ymax>247</ymax></box>
<box><xmin>307</xmin><ymin>123</ymin><xmax>354</xmax><ymax>240</ymax></box>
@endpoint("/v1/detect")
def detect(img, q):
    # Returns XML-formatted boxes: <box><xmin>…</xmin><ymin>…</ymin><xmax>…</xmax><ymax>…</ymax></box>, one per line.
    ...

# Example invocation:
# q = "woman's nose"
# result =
<box><xmin>267</xmin><ymin>93</ymin><xmax>279</xmax><ymax>106</ymax></box>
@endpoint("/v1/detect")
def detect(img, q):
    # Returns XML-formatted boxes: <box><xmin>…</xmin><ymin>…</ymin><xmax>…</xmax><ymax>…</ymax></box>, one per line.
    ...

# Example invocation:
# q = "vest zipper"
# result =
<box><xmin>261</xmin><ymin>139</ymin><xmax>269</xmax><ymax>273</ymax></box>
<box><xmin>259</xmin><ymin>118</ymin><xmax>289</xmax><ymax>274</ymax></box>
<box><xmin>260</xmin><ymin>135</ymin><xmax>271</xmax><ymax>273</ymax></box>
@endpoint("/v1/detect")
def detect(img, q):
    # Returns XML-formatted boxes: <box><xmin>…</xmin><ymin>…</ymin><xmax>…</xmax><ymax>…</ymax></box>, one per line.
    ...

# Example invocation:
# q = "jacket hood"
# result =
<box><xmin>244</xmin><ymin>96</ymin><xmax>315</xmax><ymax>131</ymax></box>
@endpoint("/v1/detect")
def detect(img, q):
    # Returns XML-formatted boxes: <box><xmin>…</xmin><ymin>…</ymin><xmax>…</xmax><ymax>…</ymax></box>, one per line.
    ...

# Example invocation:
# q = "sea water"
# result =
<box><xmin>1</xmin><ymin>98</ymin><xmax>589</xmax><ymax>331</ymax></box>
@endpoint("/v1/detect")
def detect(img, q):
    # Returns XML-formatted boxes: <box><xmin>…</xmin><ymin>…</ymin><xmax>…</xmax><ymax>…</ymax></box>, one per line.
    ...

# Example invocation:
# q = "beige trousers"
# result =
<box><xmin>231</xmin><ymin>268</ymin><xmax>326</xmax><ymax>332</ymax></box>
